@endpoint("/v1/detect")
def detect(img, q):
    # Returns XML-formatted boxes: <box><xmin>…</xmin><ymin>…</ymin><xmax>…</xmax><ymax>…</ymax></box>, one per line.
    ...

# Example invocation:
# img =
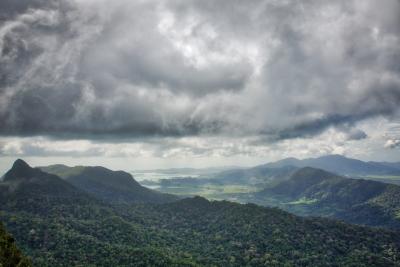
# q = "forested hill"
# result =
<box><xmin>256</xmin><ymin>167</ymin><xmax>400</xmax><ymax>228</ymax></box>
<box><xmin>40</xmin><ymin>164</ymin><xmax>178</xmax><ymax>204</ymax></box>
<box><xmin>0</xmin><ymin>159</ymin><xmax>96</xmax><ymax>209</ymax></box>
<box><xmin>1</xmin><ymin>160</ymin><xmax>400</xmax><ymax>266</ymax></box>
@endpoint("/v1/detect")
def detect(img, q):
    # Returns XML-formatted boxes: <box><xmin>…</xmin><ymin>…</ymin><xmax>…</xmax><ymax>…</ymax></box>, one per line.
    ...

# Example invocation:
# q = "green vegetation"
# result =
<box><xmin>40</xmin><ymin>164</ymin><xmax>86</xmax><ymax>179</ymax></box>
<box><xmin>2</xmin><ymin>160</ymin><xmax>400</xmax><ymax>266</ymax></box>
<box><xmin>0</xmin><ymin>222</ymin><xmax>31</xmax><ymax>267</ymax></box>
<box><xmin>128</xmin><ymin>165</ymin><xmax>400</xmax><ymax>229</ymax></box>
<box><xmin>40</xmin><ymin>164</ymin><xmax>178</xmax><ymax>204</ymax></box>
<box><xmin>3</xmin><ymin>195</ymin><xmax>400</xmax><ymax>266</ymax></box>
<box><xmin>254</xmin><ymin>167</ymin><xmax>400</xmax><ymax>229</ymax></box>
<box><xmin>359</xmin><ymin>175</ymin><xmax>400</xmax><ymax>186</ymax></box>
<box><xmin>157</xmin><ymin>183</ymin><xmax>258</xmax><ymax>199</ymax></box>
<box><xmin>148</xmin><ymin>167</ymin><xmax>400</xmax><ymax>230</ymax></box>
<box><xmin>286</xmin><ymin>197</ymin><xmax>318</xmax><ymax>205</ymax></box>
<box><xmin>142</xmin><ymin>165</ymin><xmax>297</xmax><ymax>201</ymax></box>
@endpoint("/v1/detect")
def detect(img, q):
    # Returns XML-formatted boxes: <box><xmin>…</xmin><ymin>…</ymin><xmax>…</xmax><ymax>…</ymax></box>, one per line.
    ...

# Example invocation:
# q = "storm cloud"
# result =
<box><xmin>0</xmin><ymin>0</ymin><xmax>399</xmax><ymax>142</ymax></box>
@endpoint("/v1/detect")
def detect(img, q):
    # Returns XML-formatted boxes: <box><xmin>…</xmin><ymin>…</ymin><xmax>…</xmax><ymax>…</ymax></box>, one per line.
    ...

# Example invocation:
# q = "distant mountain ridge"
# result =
<box><xmin>262</xmin><ymin>154</ymin><xmax>400</xmax><ymax>176</ymax></box>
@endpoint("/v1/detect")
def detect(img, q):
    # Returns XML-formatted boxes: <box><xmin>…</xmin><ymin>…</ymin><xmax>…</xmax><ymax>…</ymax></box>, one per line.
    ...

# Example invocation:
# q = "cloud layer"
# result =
<box><xmin>0</xmin><ymin>0</ymin><xmax>399</xmax><ymax>147</ymax></box>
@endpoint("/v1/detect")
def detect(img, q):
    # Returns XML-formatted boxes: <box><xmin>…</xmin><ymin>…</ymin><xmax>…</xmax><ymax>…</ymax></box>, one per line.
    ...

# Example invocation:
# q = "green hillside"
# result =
<box><xmin>255</xmin><ymin>167</ymin><xmax>400</xmax><ymax>228</ymax></box>
<box><xmin>40</xmin><ymin>164</ymin><xmax>178</xmax><ymax>204</ymax></box>
<box><xmin>1</xmin><ymin>160</ymin><xmax>400</xmax><ymax>266</ymax></box>
<box><xmin>0</xmin><ymin>222</ymin><xmax>31</xmax><ymax>267</ymax></box>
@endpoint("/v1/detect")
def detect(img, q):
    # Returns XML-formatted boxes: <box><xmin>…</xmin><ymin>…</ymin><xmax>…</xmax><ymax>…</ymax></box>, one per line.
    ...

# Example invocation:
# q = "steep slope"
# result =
<box><xmin>256</xmin><ymin>167</ymin><xmax>400</xmax><ymax>228</ymax></box>
<box><xmin>0</xmin><ymin>222</ymin><xmax>31</xmax><ymax>267</ymax></box>
<box><xmin>41</xmin><ymin>164</ymin><xmax>178</xmax><ymax>204</ymax></box>
<box><xmin>0</xmin><ymin>160</ymin><xmax>95</xmax><ymax>213</ymax></box>
<box><xmin>263</xmin><ymin>154</ymin><xmax>400</xmax><ymax>176</ymax></box>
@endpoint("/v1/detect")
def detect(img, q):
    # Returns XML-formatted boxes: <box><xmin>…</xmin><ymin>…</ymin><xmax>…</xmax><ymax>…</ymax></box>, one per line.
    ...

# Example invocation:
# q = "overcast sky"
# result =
<box><xmin>1</xmin><ymin>0</ymin><xmax>400</xmax><ymax>173</ymax></box>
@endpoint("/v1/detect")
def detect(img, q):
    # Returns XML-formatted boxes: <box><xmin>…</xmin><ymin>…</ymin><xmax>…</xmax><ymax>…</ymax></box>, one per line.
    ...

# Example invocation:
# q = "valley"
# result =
<box><xmin>139</xmin><ymin>155</ymin><xmax>400</xmax><ymax>229</ymax></box>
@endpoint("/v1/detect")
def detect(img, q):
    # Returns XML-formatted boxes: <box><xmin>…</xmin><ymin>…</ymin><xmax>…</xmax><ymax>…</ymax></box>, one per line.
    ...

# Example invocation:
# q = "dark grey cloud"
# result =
<box><xmin>385</xmin><ymin>139</ymin><xmax>400</xmax><ymax>149</ymax></box>
<box><xmin>0</xmin><ymin>0</ymin><xmax>57</xmax><ymax>20</ymax></box>
<box><xmin>0</xmin><ymin>0</ymin><xmax>399</xmax><ymax>141</ymax></box>
<box><xmin>345</xmin><ymin>129</ymin><xmax>367</xmax><ymax>141</ymax></box>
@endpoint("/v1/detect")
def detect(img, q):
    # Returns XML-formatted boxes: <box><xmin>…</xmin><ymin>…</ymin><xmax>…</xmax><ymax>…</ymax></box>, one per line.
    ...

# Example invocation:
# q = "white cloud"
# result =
<box><xmin>385</xmin><ymin>139</ymin><xmax>400</xmax><ymax>149</ymax></box>
<box><xmin>0</xmin><ymin>0</ymin><xmax>399</xmax><ymax>168</ymax></box>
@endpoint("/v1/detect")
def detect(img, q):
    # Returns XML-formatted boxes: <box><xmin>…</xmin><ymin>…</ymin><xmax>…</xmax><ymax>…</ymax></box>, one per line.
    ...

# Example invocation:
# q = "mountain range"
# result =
<box><xmin>152</xmin><ymin>154</ymin><xmax>400</xmax><ymax>189</ymax></box>
<box><xmin>2</xmin><ymin>159</ymin><xmax>400</xmax><ymax>266</ymax></box>
<box><xmin>143</xmin><ymin>155</ymin><xmax>400</xmax><ymax>186</ymax></box>
<box><xmin>261</xmin><ymin>154</ymin><xmax>400</xmax><ymax>176</ymax></box>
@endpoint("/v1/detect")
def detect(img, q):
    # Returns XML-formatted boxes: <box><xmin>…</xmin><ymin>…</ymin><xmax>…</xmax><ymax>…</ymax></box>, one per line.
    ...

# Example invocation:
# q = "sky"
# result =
<box><xmin>0</xmin><ymin>0</ymin><xmax>400</xmax><ymax>173</ymax></box>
